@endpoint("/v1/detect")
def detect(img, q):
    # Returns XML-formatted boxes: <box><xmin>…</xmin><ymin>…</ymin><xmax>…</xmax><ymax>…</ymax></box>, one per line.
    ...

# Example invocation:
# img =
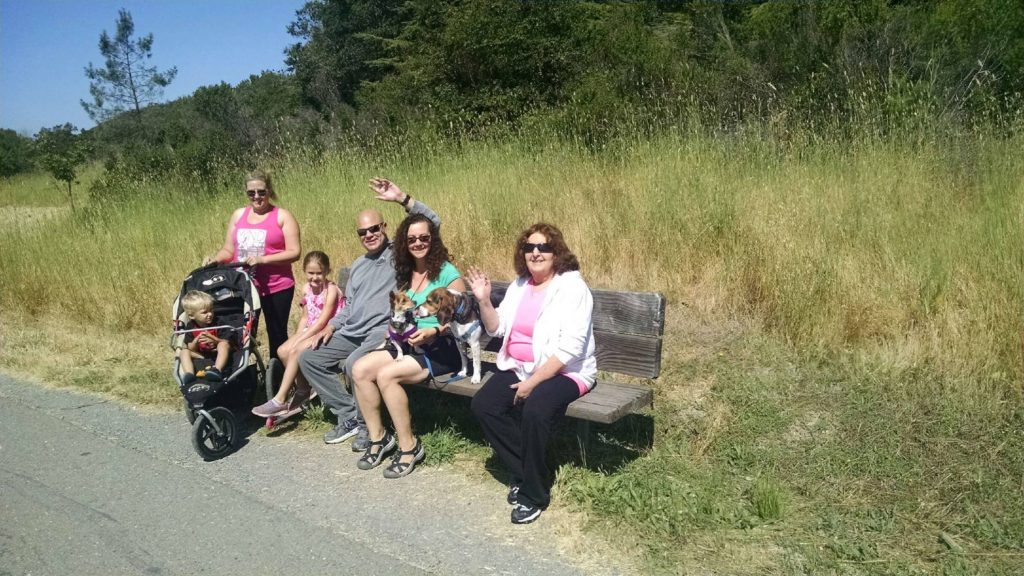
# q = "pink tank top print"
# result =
<box><xmin>303</xmin><ymin>282</ymin><xmax>344</xmax><ymax>326</ymax></box>
<box><xmin>232</xmin><ymin>206</ymin><xmax>295</xmax><ymax>296</ymax></box>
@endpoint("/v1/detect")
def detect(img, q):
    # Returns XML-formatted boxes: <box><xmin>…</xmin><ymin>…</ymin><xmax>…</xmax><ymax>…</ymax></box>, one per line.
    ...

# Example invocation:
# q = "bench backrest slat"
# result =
<box><xmin>593</xmin><ymin>331</ymin><xmax>662</xmax><ymax>378</ymax></box>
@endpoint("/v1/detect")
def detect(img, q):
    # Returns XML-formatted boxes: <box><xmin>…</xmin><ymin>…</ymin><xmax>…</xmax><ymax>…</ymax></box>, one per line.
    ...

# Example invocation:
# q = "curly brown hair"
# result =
<box><xmin>394</xmin><ymin>214</ymin><xmax>452</xmax><ymax>290</ymax></box>
<box><xmin>513</xmin><ymin>222</ymin><xmax>580</xmax><ymax>278</ymax></box>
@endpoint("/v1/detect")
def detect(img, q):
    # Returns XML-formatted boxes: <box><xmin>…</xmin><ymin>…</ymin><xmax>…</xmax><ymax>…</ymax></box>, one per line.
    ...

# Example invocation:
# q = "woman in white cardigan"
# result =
<box><xmin>466</xmin><ymin>223</ymin><xmax>596</xmax><ymax>525</ymax></box>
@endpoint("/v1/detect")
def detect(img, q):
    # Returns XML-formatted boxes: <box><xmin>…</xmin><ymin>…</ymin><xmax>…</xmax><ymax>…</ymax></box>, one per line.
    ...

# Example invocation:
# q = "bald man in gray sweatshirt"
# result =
<box><xmin>298</xmin><ymin>179</ymin><xmax>440</xmax><ymax>448</ymax></box>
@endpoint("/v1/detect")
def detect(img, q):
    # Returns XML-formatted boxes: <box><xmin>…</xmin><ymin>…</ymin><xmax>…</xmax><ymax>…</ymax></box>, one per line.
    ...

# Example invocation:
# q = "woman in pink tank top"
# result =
<box><xmin>204</xmin><ymin>169</ymin><xmax>301</xmax><ymax>360</ymax></box>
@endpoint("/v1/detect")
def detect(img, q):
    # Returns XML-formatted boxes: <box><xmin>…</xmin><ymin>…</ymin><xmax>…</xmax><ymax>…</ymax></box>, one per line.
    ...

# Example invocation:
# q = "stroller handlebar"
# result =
<box><xmin>202</xmin><ymin>260</ymin><xmax>253</xmax><ymax>271</ymax></box>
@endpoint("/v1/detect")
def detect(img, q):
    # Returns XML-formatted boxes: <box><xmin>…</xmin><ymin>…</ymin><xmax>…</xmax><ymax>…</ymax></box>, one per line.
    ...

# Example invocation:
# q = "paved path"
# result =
<box><xmin>0</xmin><ymin>375</ymin><xmax>598</xmax><ymax>576</ymax></box>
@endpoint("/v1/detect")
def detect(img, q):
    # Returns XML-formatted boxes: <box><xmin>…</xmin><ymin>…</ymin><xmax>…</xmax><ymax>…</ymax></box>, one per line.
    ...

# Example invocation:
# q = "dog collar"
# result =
<box><xmin>452</xmin><ymin>294</ymin><xmax>479</xmax><ymax>324</ymax></box>
<box><xmin>389</xmin><ymin>325</ymin><xmax>417</xmax><ymax>342</ymax></box>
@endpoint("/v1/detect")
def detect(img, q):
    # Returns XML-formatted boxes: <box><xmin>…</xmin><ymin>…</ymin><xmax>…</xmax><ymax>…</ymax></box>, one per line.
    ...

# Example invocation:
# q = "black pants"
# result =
<box><xmin>256</xmin><ymin>287</ymin><xmax>293</xmax><ymax>360</ymax></box>
<box><xmin>470</xmin><ymin>370</ymin><xmax>580</xmax><ymax>509</ymax></box>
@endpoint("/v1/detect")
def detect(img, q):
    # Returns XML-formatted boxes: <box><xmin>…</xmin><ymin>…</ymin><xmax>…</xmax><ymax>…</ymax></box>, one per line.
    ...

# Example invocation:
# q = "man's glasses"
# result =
<box><xmin>521</xmin><ymin>242</ymin><xmax>553</xmax><ymax>253</ymax></box>
<box><xmin>357</xmin><ymin>223</ymin><xmax>383</xmax><ymax>237</ymax></box>
<box><xmin>407</xmin><ymin>234</ymin><xmax>432</xmax><ymax>245</ymax></box>
<box><xmin>246</xmin><ymin>189</ymin><xmax>269</xmax><ymax>199</ymax></box>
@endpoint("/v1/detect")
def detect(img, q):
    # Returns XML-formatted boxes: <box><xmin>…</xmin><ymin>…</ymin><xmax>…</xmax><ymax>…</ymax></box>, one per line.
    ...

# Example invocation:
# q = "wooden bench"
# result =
<box><xmin>417</xmin><ymin>281</ymin><xmax>664</xmax><ymax>453</ymax></box>
<box><xmin>338</xmin><ymin>269</ymin><xmax>665</xmax><ymax>452</ymax></box>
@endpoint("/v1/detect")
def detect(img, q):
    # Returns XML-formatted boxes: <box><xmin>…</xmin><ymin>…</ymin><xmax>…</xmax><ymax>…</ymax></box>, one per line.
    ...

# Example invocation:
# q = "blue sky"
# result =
<box><xmin>1</xmin><ymin>0</ymin><xmax>307</xmax><ymax>135</ymax></box>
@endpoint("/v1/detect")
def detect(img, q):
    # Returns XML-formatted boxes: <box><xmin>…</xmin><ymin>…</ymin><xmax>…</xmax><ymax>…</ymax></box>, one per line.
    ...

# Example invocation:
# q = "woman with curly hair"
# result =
<box><xmin>466</xmin><ymin>223</ymin><xmax>596</xmax><ymax>525</ymax></box>
<box><xmin>349</xmin><ymin>209</ymin><xmax>465</xmax><ymax>478</ymax></box>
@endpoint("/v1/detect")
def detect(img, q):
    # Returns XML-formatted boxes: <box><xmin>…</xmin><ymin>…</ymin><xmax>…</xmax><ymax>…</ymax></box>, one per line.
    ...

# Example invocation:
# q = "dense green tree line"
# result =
<box><xmin>0</xmin><ymin>130</ymin><xmax>35</xmax><ymax>177</ymax></box>
<box><xmin>6</xmin><ymin>1</ymin><xmax>1022</xmax><ymax>190</ymax></box>
<box><xmin>287</xmin><ymin>0</ymin><xmax>1022</xmax><ymax>133</ymax></box>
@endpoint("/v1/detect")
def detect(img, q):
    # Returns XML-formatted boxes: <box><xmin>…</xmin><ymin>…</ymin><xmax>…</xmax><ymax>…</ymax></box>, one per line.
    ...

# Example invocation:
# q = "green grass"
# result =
<box><xmin>751</xmin><ymin>477</ymin><xmax>784</xmax><ymax>523</ymax></box>
<box><xmin>0</xmin><ymin>164</ymin><xmax>101</xmax><ymax>207</ymax></box>
<box><xmin>1</xmin><ymin>127</ymin><xmax>1022</xmax><ymax>574</ymax></box>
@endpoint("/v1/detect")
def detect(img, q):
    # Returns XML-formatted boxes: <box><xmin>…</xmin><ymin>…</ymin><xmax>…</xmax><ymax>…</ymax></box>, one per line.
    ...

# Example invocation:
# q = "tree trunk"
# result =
<box><xmin>66</xmin><ymin>180</ymin><xmax>76</xmax><ymax>214</ymax></box>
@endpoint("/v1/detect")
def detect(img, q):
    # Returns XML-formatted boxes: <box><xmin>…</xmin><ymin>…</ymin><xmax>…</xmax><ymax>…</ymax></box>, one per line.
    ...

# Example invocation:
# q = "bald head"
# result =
<box><xmin>356</xmin><ymin>209</ymin><xmax>387</xmax><ymax>253</ymax></box>
<box><xmin>356</xmin><ymin>209</ymin><xmax>383</xmax><ymax>228</ymax></box>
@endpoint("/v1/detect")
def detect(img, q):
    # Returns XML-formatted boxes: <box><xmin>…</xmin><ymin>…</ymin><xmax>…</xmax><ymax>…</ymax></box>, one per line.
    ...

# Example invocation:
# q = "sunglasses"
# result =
<box><xmin>521</xmin><ymin>242</ymin><xmax>554</xmax><ymax>253</ymax></box>
<box><xmin>406</xmin><ymin>234</ymin><xmax>432</xmax><ymax>245</ymax></box>
<box><xmin>357</xmin><ymin>223</ymin><xmax>383</xmax><ymax>237</ymax></box>
<box><xmin>246</xmin><ymin>188</ymin><xmax>269</xmax><ymax>199</ymax></box>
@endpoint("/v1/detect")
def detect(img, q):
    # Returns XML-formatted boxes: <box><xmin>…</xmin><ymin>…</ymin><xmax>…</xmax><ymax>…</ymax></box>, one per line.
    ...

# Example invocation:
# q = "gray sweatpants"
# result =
<box><xmin>297</xmin><ymin>326</ymin><xmax>387</xmax><ymax>423</ymax></box>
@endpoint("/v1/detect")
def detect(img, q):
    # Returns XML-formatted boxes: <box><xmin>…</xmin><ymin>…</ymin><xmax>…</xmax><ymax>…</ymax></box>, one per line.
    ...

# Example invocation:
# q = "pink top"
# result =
<box><xmin>302</xmin><ymin>281</ymin><xmax>344</xmax><ymax>327</ymax></box>
<box><xmin>507</xmin><ymin>282</ymin><xmax>589</xmax><ymax>396</ymax></box>
<box><xmin>232</xmin><ymin>206</ymin><xmax>295</xmax><ymax>296</ymax></box>
<box><xmin>508</xmin><ymin>287</ymin><xmax>545</xmax><ymax>362</ymax></box>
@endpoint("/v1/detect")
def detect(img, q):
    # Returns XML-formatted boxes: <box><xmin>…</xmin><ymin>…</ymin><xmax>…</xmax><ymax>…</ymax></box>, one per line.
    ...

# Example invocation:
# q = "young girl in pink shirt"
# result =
<box><xmin>252</xmin><ymin>251</ymin><xmax>344</xmax><ymax>417</ymax></box>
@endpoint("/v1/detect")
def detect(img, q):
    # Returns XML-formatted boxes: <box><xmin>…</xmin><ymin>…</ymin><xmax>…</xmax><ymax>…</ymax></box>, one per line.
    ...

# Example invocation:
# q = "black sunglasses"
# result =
<box><xmin>246</xmin><ymin>188</ymin><xmax>269</xmax><ymax>198</ymax></box>
<box><xmin>406</xmin><ymin>234</ymin><xmax>432</xmax><ymax>245</ymax></box>
<box><xmin>357</xmin><ymin>223</ymin><xmax>384</xmax><ymax>237</ymax></box>
<box><xmin>521</xmin><ymin>242</ymin><xmax>553</xmax><ymax>253</ymax></box>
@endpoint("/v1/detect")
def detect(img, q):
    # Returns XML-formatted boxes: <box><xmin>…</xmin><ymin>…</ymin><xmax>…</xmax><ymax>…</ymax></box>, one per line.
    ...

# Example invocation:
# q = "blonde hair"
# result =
<box><xmin>181</xmin><ymin>290</ymin><xmax>214</xmax><ymax>317</ymax></box>
<box><xmin>245</xmin><ymin>169</ymin><xmax>276</xmax><ymax>200</ymax></box>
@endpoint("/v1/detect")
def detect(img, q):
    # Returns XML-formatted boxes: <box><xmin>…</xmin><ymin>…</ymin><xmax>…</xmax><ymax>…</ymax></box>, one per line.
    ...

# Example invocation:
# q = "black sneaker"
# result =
<box><xmin>507</xmin><ymin>484</ymin><xmax>520</xmax><ymax>506</ymax></box>
<box><xmin>351</xmin><ymin>425</ymin><xmax>370</xmax><ymax>452</ymax></box>
<box><xmin>324</xmin><ymin>418</ymin><xmax>360</xmax><ymax>444</ymax></box>
<box><xmin>203</xmin><ymin>367</ymin><xmax>223</xmax><ymax>382</ymax></box>
<box><xmin>511</xmin><ymin>502</ymin><xmax>541</xmax><ymax>525</ymax></box>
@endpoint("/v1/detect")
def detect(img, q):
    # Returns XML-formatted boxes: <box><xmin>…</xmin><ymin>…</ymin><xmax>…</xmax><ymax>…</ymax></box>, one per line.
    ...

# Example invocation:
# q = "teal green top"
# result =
<box><xmin>406</xmin><ymin>261</ymin><xmax>461</xmax><ymax>329</ymax></box>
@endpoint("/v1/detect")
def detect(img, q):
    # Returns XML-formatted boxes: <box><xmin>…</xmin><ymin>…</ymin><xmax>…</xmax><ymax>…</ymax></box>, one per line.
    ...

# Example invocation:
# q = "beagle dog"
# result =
<box><xmin>418</xmin><ymin>287</ymin><xmax>483</xmax><ymax>384</ymax></box>
<box><xmin>387</xmin><ymin>290</ymin><xmax>419</xmax><ymax>360</ymax></box>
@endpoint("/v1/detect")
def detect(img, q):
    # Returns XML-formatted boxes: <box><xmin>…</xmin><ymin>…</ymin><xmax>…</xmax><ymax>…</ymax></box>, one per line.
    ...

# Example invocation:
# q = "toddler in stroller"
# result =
<box><xmin>172</xmin><ymin>263</ymin><xmax>267</xmax><ymax>460</ymax></box>
<box><xmin>177</xmin><ymin>290</ymin><xmax>235</xmax><ymax>385</ymax></box>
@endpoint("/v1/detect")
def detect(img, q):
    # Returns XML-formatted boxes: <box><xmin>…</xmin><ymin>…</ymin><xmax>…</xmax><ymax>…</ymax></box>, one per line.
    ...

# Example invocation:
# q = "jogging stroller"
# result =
<box><xmin>171</xmin><ymin>263</ymin><xmax>267</xmax><ymax>460</ymax></box>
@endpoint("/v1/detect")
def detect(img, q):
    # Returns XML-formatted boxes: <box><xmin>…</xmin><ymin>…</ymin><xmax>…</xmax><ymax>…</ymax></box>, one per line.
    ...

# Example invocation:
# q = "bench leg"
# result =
<box><xmin>576</xmin><ymin>420</ymin><xmax>590</xmax><ymax>464</ymax></box>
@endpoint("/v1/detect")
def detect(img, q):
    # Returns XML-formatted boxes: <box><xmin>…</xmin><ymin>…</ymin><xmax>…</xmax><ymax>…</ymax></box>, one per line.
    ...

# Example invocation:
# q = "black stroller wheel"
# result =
<box><xmin>191</xmin><ymin>407</ymin><xmax>237</xmax><ymax>461</ymax></box>
<box><xmin>183</xmin><ymin>399</ymin><xmax>197</xmax><ymax>424</ymax></box>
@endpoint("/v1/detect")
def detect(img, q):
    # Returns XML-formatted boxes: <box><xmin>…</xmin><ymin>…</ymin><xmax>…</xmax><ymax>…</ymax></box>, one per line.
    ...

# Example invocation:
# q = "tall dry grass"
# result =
<box><xmin>1</xmin><ymin>129</ymin><xmax>1021</xmax><ymax>405</ymax></box>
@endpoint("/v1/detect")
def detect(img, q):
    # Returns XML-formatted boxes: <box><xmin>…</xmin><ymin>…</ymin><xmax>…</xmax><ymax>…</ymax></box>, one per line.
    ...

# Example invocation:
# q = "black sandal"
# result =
<box><xmin>383</xmin><ymin>437</ymin><xmax>425</xmax><ymax>479</ymax></box>
<box><xmin>356</xmin><ymin>433</ymin><xmax>396</xmax><ymax>470</ymax></box>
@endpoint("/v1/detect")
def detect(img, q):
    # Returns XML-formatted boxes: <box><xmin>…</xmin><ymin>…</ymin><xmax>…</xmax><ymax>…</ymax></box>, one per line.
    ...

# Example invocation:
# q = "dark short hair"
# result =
<box><xmin>513</xmin><ymin>223</ymin><xmax>580</xmax><ymax>278</ymax></box>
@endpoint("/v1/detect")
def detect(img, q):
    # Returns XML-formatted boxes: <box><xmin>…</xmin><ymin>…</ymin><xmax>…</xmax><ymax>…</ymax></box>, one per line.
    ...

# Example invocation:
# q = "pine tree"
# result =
<box><xmin>81</xmin><ymin>9</ymin><xmax>178</xmax><ymax>123</ymax></box>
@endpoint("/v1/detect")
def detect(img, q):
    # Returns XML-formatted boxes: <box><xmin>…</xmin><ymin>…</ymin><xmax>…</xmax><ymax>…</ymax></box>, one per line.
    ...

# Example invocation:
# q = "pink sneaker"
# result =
<box><xmin>252</xmin><ymin>398</ymin><xmax>287</xmax><ymax>418</ymax></box>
